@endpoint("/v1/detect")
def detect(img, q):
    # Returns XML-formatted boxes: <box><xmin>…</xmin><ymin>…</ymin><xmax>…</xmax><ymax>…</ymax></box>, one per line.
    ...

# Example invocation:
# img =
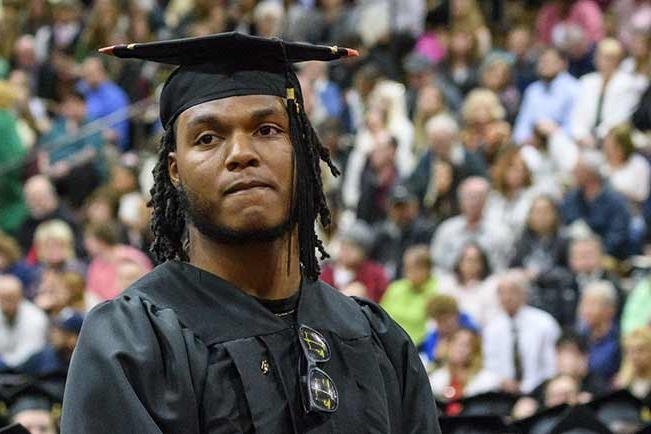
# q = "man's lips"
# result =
<box><xmin>223</xmin><ymin>179</ymin><xmax>274</xmax><ymax>195</ymax></box>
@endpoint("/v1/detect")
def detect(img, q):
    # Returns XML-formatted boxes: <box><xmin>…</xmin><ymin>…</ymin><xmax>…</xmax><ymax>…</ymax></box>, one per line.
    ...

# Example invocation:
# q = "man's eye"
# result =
<box><xmin>197</xmin><ymin>134</ymin><xmax>218</xmax><ymax>145</ymax></box>
<box><xmin>258</xmin><ymin>125</ymin><xmax>281</xmax><ymax>136</ymax></box>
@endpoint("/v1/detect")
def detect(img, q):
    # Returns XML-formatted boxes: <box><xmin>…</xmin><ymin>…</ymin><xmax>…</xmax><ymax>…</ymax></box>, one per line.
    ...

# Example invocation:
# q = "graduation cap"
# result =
<box><xmin>7</xmin><ymin>379</ymin><xmax>63</xmax><ymax>420</ymax></box>
<box><xmin>99</xmin><ymin>31</ymin><xmax>359</xmax><ymax>129</ymax></box>
<box><xmin>453</xmin><ymin>391</ymin><xmax>519</xmax><ymax>417</ymax></box>
<box><xmin>100</xmin><ymin>32</ymin><xmax>358</xmax><ymax>280</ymax></box>
<box><xmin>0</xmin><ymin>424</ymin><xmax>30</xmax><ymax>434</ymax></box>
<box><xmin>586</xmin><ymin>389</ymin><xmax>646</xmax><ymax>433</ymax></box>
<box><xmin>511</xmin><ymin>403</ymin><xmax>570</xmax><ymax>434</ymax></box>
<box><xmin>439</xmin><ymin>414</ymin><xmax>510</xmax><ymax>434</ymax></box>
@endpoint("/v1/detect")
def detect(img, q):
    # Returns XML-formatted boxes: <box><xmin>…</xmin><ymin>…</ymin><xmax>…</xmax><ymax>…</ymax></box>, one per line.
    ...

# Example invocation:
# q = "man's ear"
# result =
<box><xmin>168</xmin><ymin>152</ymin><xmax>180</xmax><ymax>188</ymax></box>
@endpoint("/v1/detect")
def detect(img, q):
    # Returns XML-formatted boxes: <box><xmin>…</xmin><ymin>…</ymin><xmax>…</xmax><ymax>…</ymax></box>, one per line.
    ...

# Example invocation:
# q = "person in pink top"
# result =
<box><xmin>83</xmin><ymin>222</ymin><xmax>152</xmax><ymax>303</ymax></box>
<box><xmin>536</xmin><ymin>0</ymin><xmax>604</xmax><ymax>46</ymax></box>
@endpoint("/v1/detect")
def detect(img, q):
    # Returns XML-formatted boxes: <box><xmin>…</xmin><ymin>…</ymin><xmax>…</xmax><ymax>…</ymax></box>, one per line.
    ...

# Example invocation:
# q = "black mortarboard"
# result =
<box><xmin>99</xmin><ymin>32</ymin><xmax>358</xmax><ymax>129</ymax></box>
<box><xmin>7</xmin><ymin>379</ymin><xmax>63</xmax><ymax>419</ymax></box>
<box><xmin>0</xmin><ymin>424</ymin><xmax>30</xmax><ymax>434</ymax></box>
<box><xmin>439</xmin><ymin>415</ymin><xmax>509</xmax><ymax>434</ymax></box>
<box><xmin>453</xmin><ymin>391</ymin><xmax>519</xmax><ymax>417</ymax></box>
<box><xmin>548</xmin><ymin>405</ymin><xmax>612</xmax><ymax>434</ymax></box>
<box><xmin>511</xmin><ymin>403</ymin><xmax>570</xmax><ymax>434</ymax></box>
<box><xmin>586</xmin><ymin>389</ymin><xmax>646</xmax><ymax>432</ymax></box>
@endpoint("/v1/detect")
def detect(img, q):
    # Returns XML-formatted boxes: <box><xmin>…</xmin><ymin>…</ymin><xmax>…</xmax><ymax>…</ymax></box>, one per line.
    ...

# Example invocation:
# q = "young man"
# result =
<box><xmin>61</xmin><ymin>33</ymin><xmax>439</xmax><ymax>433</ymax></box>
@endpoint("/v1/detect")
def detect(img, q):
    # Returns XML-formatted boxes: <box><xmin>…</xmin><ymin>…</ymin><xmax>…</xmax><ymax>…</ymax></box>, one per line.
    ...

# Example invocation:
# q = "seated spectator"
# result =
<box><xmin>429</xmin><ymin>328</ymin><xmax>501</xmax><ymax>406</ymax></box>
<box><xmin>437</xmin><ymin>29</ymin><xmax>481</xmax><ymax>97</ymax></box>
<box><xmin>431</xmin><ymin>177</ymin><xmax>511</xmax><ymax>272</ymax></box>
<box><xmin>437</xmin><ymin>242</ymin><xmax>501</xmax><ymax>327</ymax></box>
<box><xmin>483</xmin><ymin>271</ymin><xmax>560</xmax><ymax>394</ymax></box>
<box><xmin>619</xmin><ymin>28</ymin><xmax>651</xmax><ymax>83</ymax></box>
<box><xmin>17</xmin><ymin>175</ymin><xmax>79</xmax><ymax>257</ymax></box>
<box><xmin>459</xmin><ymin>88</ymin><xmax>510</xmax><ymax>169</ymax></box>
<box><xmin>0</xmin><ymin>232</ymin><xmax>36</xmax><ymax>289</ymax></box>
<box><xmin>321</xmin><ymin>221</ymin><xmax>388</xmax><ymax>303</ymax></box>
<box><xmin>449</xmin><ymin>0</ymin><xmax>491</xmax><ymax>56</ymax></box>
<box><xmin>577</xmin><ymin>280</ymin><xmax>622</xmax><ymax>382</ymax></box>
<box><xmin>535</xmin><ymin>0</ymin><xmax>604</xmax><ymax>47</ymax></box>
<box><xmin>84</xmin><ymin>222</ymin><xmax>152</xmax><ymax>304</ymax></box>
<box><xmin>621</xmin><ymin>276</ymin><xmax>651</xmax><ymax>335</ymax></box>
<box><xmin>513</xmin><ymin>47</ymin><xmax>579</xmax><ymax>145</ymax></box>
<box><xmin>506</xmin><ymin>26</ymin><xmax>537</xmax><ymax>94</ymax></box>
<box><xmin>531</xmin><ymin>331</ymin><xmax>610</xmax><ymax>405</ymax></box>
<box><xmin>0</xmin><ymin>275</ymin><xmax>48</xmax><ymax>370</ymax></box>
<box><xmin>562</xmin><ymin>151</ymin><xmax>631</xmax><ymax>259</ymax></box>
<box><xmin>510</xmin><ymin>195</ymin><xmax>568</xmax><ymax>277</ymax></box>
<box><xmin>370</xmin><ymin>185</ymin><xmax>435</xmax><ymax>279</ymax></box>
<box><xmin>380</xmin><ymin>245</ymin><xmax>437</xmax><ymax>346</ymax></box>
<box><xmin>614</xmin><ymin>326</ymin><xmax>651</xmax><ymax>400</ymax></box>
<box><xmin>34</xmin><ymin>269</ymin><xmax>73</xmax><ymax>316</ymax></box>
<box><xmin>408</xmin><ymin>113</ymin><xmax>486</xmax><ymax>222</ymax></box>
<box><xmin>479</xmin><ymin>51</ymin><xmax>520</xmax><ymax>124</ymax></box>
<box><xmin>38</xmin><ymin>90</ymin><xmax>106</xmax><ymax>209</ymax></box>
<box><xmin>77</xmin><ymin>56</ymin><xmax>130</xmax><ymax>151</ymax></box>
<box><xmin>484</xmin><ymin>147</ymin><xmax>538</xmax><ymax>238</ymax></box>
<box><xmin>420</xmin><ymin>294</ymin><xmax>479</xmax><ymax>365</ymax></box>
<box><xmin>114</xmin><ymin>247</ymin><xmax>152</xmax><ymax>296</ymax></box>
<box><xmin>603</xmin><ymin>123</ymin><xmax>651</xmax><ymax>204</ymax></box>
<box><xmin>411</xmin><ymin>83</ymin><xmax>449</xmax><ymax>153</ymax></box>
<box><xmin>32</xmin><ymin>219</ymin><xmax>86</xmax><ymax>298</ymax></box>
<box><xmin>10</xmin><ymin>390</ymin><xmax>58</xmax><ymax>434</ymax></box>
<box><xmin>543</xmin><ymin>374</ymin><xmax>581</xmax><ymax>408</ymax></box>
<box><xmin>570</xmin><ymin>38</ymin><xmax>644</xmax><ymax>145</ymax></box>
<box><xmin>19</xmin><ymin>308</ymin><xmax>84</xmax><ymax>376</ymax></box>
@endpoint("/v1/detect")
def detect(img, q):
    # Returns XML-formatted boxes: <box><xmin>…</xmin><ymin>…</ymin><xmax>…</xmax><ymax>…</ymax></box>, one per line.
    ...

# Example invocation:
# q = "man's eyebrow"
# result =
<box><xmin>185</xmin><ymin>113</ymin><xmax>225</xmax><ymax>131</ymax></box>
<box><xmin>249</xmin><ymin>106</ymin><xmax>284</xmax><ymax>122</ymax></box>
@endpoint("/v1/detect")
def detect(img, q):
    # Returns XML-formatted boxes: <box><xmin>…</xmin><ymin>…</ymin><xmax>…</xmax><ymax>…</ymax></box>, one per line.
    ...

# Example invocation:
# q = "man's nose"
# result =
<box><xmin>225</xmin><ymin>132</ymin><xmax>260</xmax><ymax>171</ymax></box>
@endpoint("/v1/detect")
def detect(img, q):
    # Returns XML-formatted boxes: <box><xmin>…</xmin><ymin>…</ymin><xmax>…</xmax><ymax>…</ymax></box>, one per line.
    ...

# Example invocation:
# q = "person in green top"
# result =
<box><xmin>621</xmin><ymin>277</ymin><xmax>651</xmax><ymax>335</ymax></box>
<box><xmin>0</xmin><ymin>85</ymin><xmax>28</xmax><ymax>234</ymax></box>
<box><xmin>381</xmin><ymin>245</ymin><xmax>438</xmax><ymax>345</ymax></box>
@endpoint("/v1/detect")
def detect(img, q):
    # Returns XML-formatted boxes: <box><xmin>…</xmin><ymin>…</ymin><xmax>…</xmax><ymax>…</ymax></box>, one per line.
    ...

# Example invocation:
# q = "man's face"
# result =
<box><xmin>537</xmin><ymin>50</ymin><xmax>564</xmax><ymax>81</ymax></box>
<box><xmin>459</xmin><ymin>184</ymin><xmax>487</xmax><ymax>221</ymax></box>
<box><xmin>169</xmin><ymin>95</ymin><xmax>294</xmax><ymax>243</ymax></box>
<box><xmin>497</xmin><ymin>279</ymin><xmax>526</xmax><ymax>316</ymax></box>
<box><xmin>578</xmin><ymin>294</ymin><xmax>613</xmax><ymax>329</ymax></box>
<box><xmin>569</xmin><ymin>240</ymin><xmax>602</xmax><ymax>274</ymax></box>
<box><xmin>0</xmin><ymin>277</ymin><xmax>22</xmax><ymax>320</ymax></box>
<box><xmin>556</xmin><ymin>343</ymin><xmax>587</xmax><ymax>378</ymax></box>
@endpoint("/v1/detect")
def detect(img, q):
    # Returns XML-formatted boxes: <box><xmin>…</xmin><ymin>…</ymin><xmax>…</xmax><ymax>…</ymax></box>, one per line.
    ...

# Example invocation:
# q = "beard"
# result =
<box><xmin>178</xmin><ymin>185</ymin><xmax>291</xmax><ymax>245</ymax></box>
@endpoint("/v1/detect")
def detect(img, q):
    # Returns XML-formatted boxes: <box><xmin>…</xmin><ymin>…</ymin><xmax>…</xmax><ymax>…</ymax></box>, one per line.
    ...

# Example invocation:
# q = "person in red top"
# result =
<box><xmin>320</xmin><ymin>220</ymin><xmax>389</xmax><ymax>302</ymax></box>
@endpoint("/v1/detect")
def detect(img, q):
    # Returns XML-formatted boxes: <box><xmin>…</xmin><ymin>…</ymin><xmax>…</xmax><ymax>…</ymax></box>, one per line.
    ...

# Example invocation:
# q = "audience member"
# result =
<box><xmin>431</xmin><ymin>177</ymin><xmax>511</xmax><ymax>272</ymax></box>
<box><xmin>321</xmin><ymin>221</ymin><xmax>388</xmax><ymax>303</ymax></box>
<box><xmin>570</xmin><ymin>38</ymin><xmax>644</xmax><ymax>146</ymax></box>
<box><xmin>420</xmin><ymin>294</ymin><xmax>479</xmax><ymax>365</ymax></box>
<box><xmin>437</xmin><ymin>242</ymin><xmax>501</xmax><ymax>327</ymax></box>
<box><xmin>513</xmin><ymin>47</ymin><xmax>579</xmax><ymax>145</ymax></box>
<box><xmin>536</xmin><ymin>0</ymin><xmax>604</xmax><ymax>46</ymax></box>
<box><xmin>483</xmin><ymin>271</ymin><xmax>560</xmax><ymax>393</ymax></box>
<box><xmin>429</xmin><ymin>328</ymin><xmax>500</xmax><ymax>404</ymax></box>
<box><xmin>20</xmin><ymin>307</ymin><xmax>83</xmax><ymax>376</ymax></box>
<box><xmin>380</xmin><ymin>245</ymin><xmax>437</xmax><ymax>345</ymax></box>
<box><xmin>577</xmin><ymin>280</ymin><xmax>622</xmax><ymax>381</ymax></box>
<box><xmin>614</xmin><ymin>326</ymin><xmax>651</xmax><ymax>400</ymax></box>
<box><xmin>370</xmin><ymin>186</ymin><xmax>435</xmax><ymax>279</ymax></box>
<box><xmin>562</xmin><ymin>151</ymin><xmax>632</xmax><ymax>259</ymax></box>
<box><xmin>0</xmin><ymin>275</ymin><xmax>48</xmax><ymax>369</ymax></box>
<box><xmin>17</xmin><ymin>176</ymin><xmax>79</xmax><ymax>256</ymax></box>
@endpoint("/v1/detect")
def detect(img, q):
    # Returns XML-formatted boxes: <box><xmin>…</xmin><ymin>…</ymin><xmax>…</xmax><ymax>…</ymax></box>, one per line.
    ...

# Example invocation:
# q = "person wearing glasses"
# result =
<box><xmin>60</xmin><ymin>33</ymin><xmax>440</xmax><ymax>434</ymax></box>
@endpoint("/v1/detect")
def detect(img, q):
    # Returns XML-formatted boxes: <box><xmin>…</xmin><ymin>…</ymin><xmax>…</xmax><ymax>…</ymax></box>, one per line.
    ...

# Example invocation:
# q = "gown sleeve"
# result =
<box><xmin>61</xmin><ymin>295</ymin><xmax>208</xmax><ymax>434</ymax></box>
<box><xmin>355</xmin><ymin>297</ymin><xmax>442</xmax><ymax>434</ymax></box>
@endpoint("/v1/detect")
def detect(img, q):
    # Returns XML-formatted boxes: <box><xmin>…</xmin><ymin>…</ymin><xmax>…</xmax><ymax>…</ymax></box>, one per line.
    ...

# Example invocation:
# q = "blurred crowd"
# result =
<box><xmin>0</xmin><ymin>0</ymin><xmax>651</xmax><ymax>432</ymax></box>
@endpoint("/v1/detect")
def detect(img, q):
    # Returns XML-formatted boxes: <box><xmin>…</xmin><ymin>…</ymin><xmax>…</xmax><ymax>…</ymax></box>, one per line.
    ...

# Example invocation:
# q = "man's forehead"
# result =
<box><xmin>177</xmin><ymin>94</ymin><xmax>287</xmax><ymax>127</ymax></box>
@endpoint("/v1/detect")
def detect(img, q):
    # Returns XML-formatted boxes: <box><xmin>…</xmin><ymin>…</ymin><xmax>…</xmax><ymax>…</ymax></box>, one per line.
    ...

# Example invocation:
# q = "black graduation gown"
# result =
<box><xmin>61</xmin><ymin>261</ymin><xmax>440</xmax><ymax>433</ymax></box>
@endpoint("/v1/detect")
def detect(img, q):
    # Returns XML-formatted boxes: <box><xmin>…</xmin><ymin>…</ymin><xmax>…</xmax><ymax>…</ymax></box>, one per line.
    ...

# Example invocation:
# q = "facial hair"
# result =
<box><xmin>178</xmin><ymin>185</ymin><xmax>291</xmax><ymax>245</ymax></box>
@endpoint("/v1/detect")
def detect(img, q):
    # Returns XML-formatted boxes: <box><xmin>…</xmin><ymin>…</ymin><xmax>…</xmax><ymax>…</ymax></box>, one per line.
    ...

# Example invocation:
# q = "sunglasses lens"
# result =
<box><xmin>308</xmin><ymin>368</ymin><xmax>338</xmax><ymax>413</ymax></box>
<box><xmin>299</xmin><ymin>326</ymin><xmax>331</xmax><ymax>362</ymax></box>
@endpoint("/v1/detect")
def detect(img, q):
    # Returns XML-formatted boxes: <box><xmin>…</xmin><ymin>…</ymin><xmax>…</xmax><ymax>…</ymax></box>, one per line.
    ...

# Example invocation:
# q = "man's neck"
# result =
<box><xmin>187</xmin><ymin>226</ymin><xmax>302</xmax><ymax>300</ymax></box>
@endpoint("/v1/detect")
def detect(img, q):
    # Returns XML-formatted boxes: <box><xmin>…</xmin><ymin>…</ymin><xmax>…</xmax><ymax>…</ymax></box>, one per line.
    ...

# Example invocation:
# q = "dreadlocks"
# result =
<box><xmin>148</xmin><ymin>100</ymin><xmax>340</xmax><ymax>282</ymax></box>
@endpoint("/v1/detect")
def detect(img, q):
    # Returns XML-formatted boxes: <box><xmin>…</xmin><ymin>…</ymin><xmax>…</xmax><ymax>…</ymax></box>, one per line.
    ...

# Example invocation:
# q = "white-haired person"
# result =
<box><xmin>483</xmin><ymin>271</ymin><xmax>561</xmax><ymax>394</ymax></box>
<box><xmin>577</xmin><ymin>280</ymin><xmax>622</xmax><ymax>382</ymax></box>
<box><xmin>430</xmin><ymin>176</ymin><xmax>511</xmax><ymax>272</ymax></box>
<box><xmin>408</xmin><ymin>113</ymin><xmax>486</xmax><ymax>221</ymax></box>
<box><xmin>570</xmin><ymin>38</ymin><xmax>647</xmax><ymax>147</ymax></box>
